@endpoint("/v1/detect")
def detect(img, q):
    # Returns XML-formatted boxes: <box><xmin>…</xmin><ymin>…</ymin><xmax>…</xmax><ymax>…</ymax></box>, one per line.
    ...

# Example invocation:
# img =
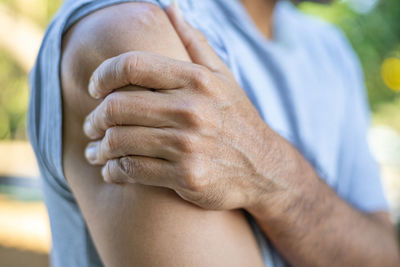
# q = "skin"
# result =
<box><xmin>83</xmin><ymin>2</ymin><xmax>400</xmax><ymax>267</ymax></box>
<box><xmin>241</xmin><ymin>0</ymin><xmax>277</xmax><ymax>39</ymax></box>
<box><xmin>61</xmin><ymin>2</ymin><xmax>264</xmax><ymax>267</ymax></box>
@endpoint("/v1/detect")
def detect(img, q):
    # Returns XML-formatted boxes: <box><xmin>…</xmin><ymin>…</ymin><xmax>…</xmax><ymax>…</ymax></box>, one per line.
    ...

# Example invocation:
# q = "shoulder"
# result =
<box><xmin>60</xmin><ymin>1</ymin><xmax>190</xmax><ymax>118</ymax></box>
<box><xmin>61</xmin><ymin>2</ymin><xmax>186</xmax><ymax>81</ymax></box>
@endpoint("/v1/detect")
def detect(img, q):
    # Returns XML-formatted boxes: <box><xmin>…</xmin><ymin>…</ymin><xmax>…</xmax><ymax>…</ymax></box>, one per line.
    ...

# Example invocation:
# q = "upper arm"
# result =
<box><xmin>61</xmin><ymin>3</ymin><xmax>263</xmax><ymax>266</ymax></box>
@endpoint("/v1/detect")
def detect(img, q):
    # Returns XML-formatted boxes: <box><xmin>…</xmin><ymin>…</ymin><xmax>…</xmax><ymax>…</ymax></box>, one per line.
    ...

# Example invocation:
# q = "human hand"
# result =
<box><xmin>83</xmin><ymin>4</ymin><xmax>279</xmax><ymax>210</ymax></box>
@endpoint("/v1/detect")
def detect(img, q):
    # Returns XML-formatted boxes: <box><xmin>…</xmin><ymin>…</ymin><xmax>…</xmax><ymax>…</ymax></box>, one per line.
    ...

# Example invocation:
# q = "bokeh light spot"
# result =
<box><xmin>382</xmin><ymin>57</ymin><xmax>400</xmax><ymax>92</ymax></box>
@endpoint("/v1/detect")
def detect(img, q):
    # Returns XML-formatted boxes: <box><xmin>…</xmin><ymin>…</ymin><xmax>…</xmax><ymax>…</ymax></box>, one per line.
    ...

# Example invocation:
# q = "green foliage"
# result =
<box><xmin>0</xmin><ymin>0</ymin><xmax>63</xmax><ymax>27</ymax></box>
<box><xmin>0</xmin><ymin>49</ymin><xmax>28</xmax><ymax>140</ymax></box>
<box><xmin>0</xmin><ymin>0</ymin><xmax>62</xmax><ymax>141</ymax></box>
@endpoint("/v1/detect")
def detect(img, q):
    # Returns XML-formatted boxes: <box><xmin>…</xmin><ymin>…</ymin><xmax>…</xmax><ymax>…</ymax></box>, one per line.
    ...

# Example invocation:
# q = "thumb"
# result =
<box><xmin>165</xmin><ymin>1</ymin><xmax>231</xmax><ymax>76</ymax></box>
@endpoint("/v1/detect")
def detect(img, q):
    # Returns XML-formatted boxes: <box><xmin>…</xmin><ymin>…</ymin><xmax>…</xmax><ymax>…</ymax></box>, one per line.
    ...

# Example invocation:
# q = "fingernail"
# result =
<box><xmin>118</xmin><ymin>158</ymin><xmax>136</xmax><ymax>183</ymax></box>
<box><xmin>102</xmin><ymin>161</ymin><xmax>128</xmax><ymax>184</ymax></box>
<box><xmin>120</xmin><ymin>157</ymin><xmax>132</xmax><ymax>174</ymax></box>
<box><xmin>88</xmin><ymin>77</ymin><xmax>100</xmax><ymax>99</ymax></box>
<box><xmin>102</xmin><ymin>165</ymin><xmax>111</xmax><ymax>183</ymax></box>
<box><xmin>85</xmin><ymin>142</ymin><xmax>98</xmax><ymax>163</ymax></box>
<box><xmin>83</xmin><ymin>117</ymin><xmax>94</xmax><ymax>138</ymax></box>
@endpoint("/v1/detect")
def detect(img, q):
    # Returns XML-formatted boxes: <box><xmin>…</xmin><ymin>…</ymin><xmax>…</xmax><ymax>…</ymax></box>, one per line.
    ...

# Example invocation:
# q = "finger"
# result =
<box><xmin>165</xmin><ymin>3</ymin><xmax>231</xmax><ymax>76</ymax></box>
<box><xmin>85</xmin><ymin>126</ymin><xmax>179</xmax><ymax>165</ymax></box>
<box><xmin>89</xmin><ymin>51</ymin><xmax>198</xmax><ymax>99</ymax></box>
<box><xmin>83</xmin><ymin>90</ymin><xmax>180</xmax><ymax>139</ymax></box>
<box><xmin>102</xmin><ymin>156</ymin><xmax>176</xmax><ymax>189</ymax></box>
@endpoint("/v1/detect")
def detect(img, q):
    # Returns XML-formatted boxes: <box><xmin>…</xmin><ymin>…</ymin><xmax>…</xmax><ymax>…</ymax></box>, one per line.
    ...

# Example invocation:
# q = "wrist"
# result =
<box><xmin>245</xmin><ymin>133</ymin><xmax>317</xmax><ymax>221</ymax></box>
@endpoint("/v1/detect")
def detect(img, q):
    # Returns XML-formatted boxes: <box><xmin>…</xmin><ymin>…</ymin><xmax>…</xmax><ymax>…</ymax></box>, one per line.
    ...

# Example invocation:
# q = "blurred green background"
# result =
<box><xmin>0</xmin><ymin>0</ymin><xmax>399</xmax><ymax>266</ymax></box>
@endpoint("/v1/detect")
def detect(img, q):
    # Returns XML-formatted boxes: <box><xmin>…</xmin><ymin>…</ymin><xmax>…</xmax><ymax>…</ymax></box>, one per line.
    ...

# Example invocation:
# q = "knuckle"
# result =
<box><xmin>180</xmin><ymin>160</ymin><xmax>207</xmax><ymax>192</ymax></box>
<box><xmin>103</xmin><ymin>159</ymin><xmax>121</xmax><ymax>183</ymax></box>
<box><xmin>123</xmin><ymin>53</ymin><xmax>140</xmax><ymax>82</ymax></box>
<box><xmin>187</xmin><ymin>111</ymin><xmax>204</xmax><ymax>129</ymax></box>
<box><xmin>186</xmin><ymin>172</ymin><xmax>207</xmax><ymax>193</ymax></box>
<box><xmin>175</xmin><ymin>133</ymin><xmax>198</xmax><ymax>153</ymax></box>
<box><xmin>103</xmin><ymin>127</ymin><xmax>118</xmax><ymax>153</ymax></box>
<box><xmin>176</xmin><ymin>100</ymin><xmax>203</xmax><ymax>128</ymax></box>
<box><xmin>94</xmin><ymin>57</ymin><xmax>113</xmax><ymax>93</ymax></box>
<box><xmin>192</xmin><ymin>66</ymin><xmax>212</xmax><ymax>91</ymax></box>
<box><xmin>103</xmin><ymin>93</ymin><xmax>119</xmax><ymax>125</ymax></box>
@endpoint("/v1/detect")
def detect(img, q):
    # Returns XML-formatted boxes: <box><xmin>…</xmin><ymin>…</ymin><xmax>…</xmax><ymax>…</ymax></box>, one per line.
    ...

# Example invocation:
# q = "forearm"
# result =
<box><xmin>248</xmin><ymin>130</ymin><xmax>400</xmax><ymax>267</ymax></box>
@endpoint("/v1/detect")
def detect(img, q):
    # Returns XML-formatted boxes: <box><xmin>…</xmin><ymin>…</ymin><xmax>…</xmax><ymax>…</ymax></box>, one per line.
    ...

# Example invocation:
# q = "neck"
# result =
<box><xmin>240</xmin><ymin>0</ymin><xmax>278</xmax><ymax>39</ymax></box>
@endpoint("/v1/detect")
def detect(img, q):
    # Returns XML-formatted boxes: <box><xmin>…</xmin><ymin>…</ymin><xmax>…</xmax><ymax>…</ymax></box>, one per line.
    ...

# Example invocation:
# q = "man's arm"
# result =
<box><xmin>61</xmin><ymin>3</ymin><xmax>264</xmax><ymax>266</ymax></box>
<box><xmin>247</xmin><ymin>137</ymin><xmax>400</xmax><ymax>267</ymax></box>
<box><xmin>84</xmin><ymin>6</ymin><xmax>400</xmax><ymax>266</ymax></box>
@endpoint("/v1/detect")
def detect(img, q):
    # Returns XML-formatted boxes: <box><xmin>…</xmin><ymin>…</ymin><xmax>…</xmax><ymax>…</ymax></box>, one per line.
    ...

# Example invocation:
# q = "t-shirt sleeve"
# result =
<box><xmin>333</xmin><ymin>28</ymin><xmax>389</xmax><ymax>213</ymax></box>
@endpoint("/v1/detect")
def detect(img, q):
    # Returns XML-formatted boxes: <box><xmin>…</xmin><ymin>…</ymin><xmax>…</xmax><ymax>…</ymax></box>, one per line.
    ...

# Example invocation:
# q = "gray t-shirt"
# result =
<box><xmin>28</xmin><ymin>0</ymin><xmax>388</xmax><ymax>266</ymax></box>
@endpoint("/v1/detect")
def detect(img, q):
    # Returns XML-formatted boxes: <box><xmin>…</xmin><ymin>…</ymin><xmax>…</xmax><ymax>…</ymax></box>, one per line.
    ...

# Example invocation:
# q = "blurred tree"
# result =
<box><xmin>0</xmin><ymin>49</ymin><xmax>28</xmax><ymax>139</ymax></box>
<box><xmin>0</xmin><ymin>0</ymin><xmax>63</xmax><ymax>27</ymax></box>
<box><xmin>0</xmin><ymin>0</ymin><xmax>60</xmax><ymax>140</ymax></box>
<box><xmin>0</xmin><ymin>3</ymin><xmax>44</xmax><ymax>72</ymax></box>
